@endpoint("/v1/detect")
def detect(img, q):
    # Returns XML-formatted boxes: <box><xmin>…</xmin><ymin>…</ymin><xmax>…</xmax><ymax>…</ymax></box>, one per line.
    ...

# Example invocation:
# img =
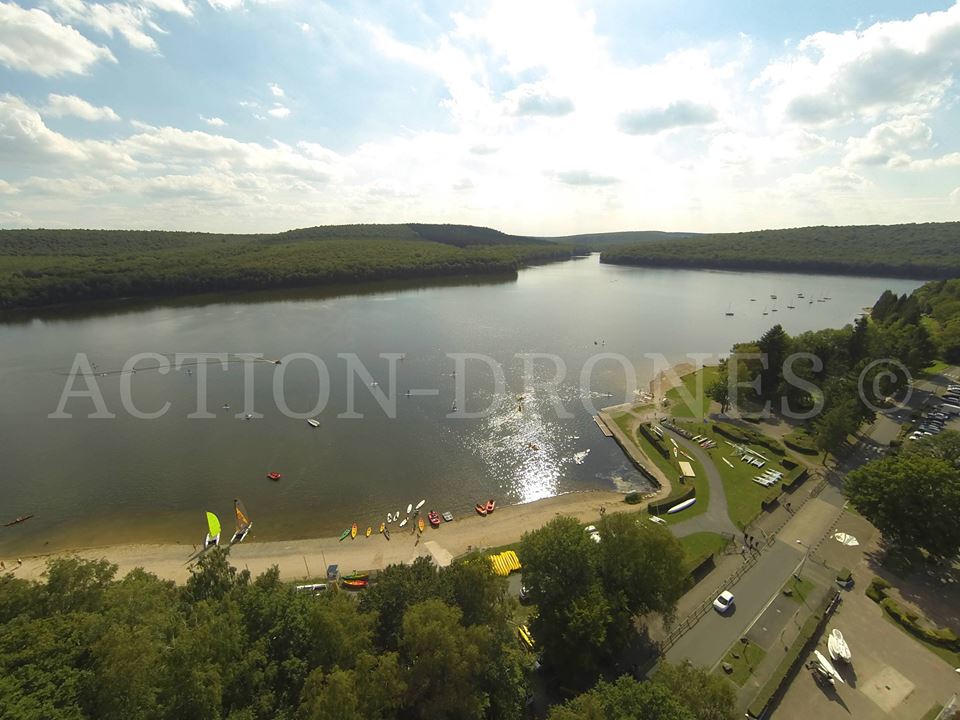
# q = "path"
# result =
<box><xmin>667</xmin><ymin>431</ymin><xmax>738</xmax><ymax>538</ymax></box>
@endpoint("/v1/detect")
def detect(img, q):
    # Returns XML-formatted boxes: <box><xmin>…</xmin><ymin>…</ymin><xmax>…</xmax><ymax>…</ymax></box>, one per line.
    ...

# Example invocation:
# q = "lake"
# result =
<box><xmin>0</xmin><ymin>255</ymin><xmax>921</xmax><ymax>554</ymax></box>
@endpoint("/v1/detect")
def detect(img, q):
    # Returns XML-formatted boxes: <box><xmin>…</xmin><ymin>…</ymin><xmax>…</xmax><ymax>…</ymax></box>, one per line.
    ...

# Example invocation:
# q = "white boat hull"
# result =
<box><xmin>667</xmin><ymin>497</ymin><xmax>697</xmax><ymax>514</ymax></box>
<box><xmin>828</xmin><ymin>629</ymin><xmax>851</xmax><ymax>663</ymax></box>
<box><xmin>205</xmin><ymin>533</ymin><xmax>220</xmax><ymax>548</ymax></box>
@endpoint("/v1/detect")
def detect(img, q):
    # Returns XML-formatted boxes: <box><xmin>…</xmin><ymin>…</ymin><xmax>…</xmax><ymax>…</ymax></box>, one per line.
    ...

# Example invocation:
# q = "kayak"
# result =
<box><xmin>406</xmin><ymin>503</ymin><xmax>413</xmax><ymax>514</ymax></box>
<box><xmin>338</xmin><ymin>528</ymin><xmax>350</xmax><ymax>542</ymax></box>
<box><xmin>379</xmin><ymin>522</ymin><xmax>385</xmax><ymax>534</ymax></box>
<box><xmin>475</xmin><ymin>503</ymin><xmax>487</xmax><ymax>517</ymax></box>
<box><xmin>267</xmin><ymin>471</ymin><xmax>281</xmax><ymax>481</ymax></box>
<box><xmin>415</xmin><ymin>499</ymin><xmax>426</xmax><ymax>511</ymax></box>
<box><xmin>383</xmin><ymin>528</ymin><xmax>391</xmax><ymax>541</ymax></box>
<box><xmin>399</xmin><ymin>518</ymin><xmax>408</xmax><ymax>528</ymax></box>
<box><xmin>341</xmin><ymin>578</ymin><xmax>368</xmax><ymax>589</ymax></box>
<box><xmin>343</xmin><ymin>571</ymin><xmax>369</xmax><ymax>580</ymax></box>
<box><xmin>350</xmin><ymin>523</ymin><xmax>358</xmax><ymax>539</ymax></box>
<box><xmin>417</xmin><ymin>517</ymin><xmax>425</xmax><ymax>533</ymax></box>
<box><xmin>485</xmin><ymin>499</ymin><xmax>496</xmax><ymax>514</ymax></box>
<box><xmin>365</xmin><ymin>526</ymin><xmax>372</xmax><ymax>538</ymax></box>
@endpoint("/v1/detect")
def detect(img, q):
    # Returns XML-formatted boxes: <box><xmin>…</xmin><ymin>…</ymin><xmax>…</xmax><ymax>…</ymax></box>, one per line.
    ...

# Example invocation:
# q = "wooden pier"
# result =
<box><xmin>593</xmin><ymin>415</ymin><xmax>613</xmax><ymax>437</ymax></box>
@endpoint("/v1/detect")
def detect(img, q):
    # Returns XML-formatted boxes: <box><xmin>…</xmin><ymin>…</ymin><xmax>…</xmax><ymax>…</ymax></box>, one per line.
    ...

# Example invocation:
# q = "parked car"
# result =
<box><xmin>713</xmin><ymin>590</ymin><xmax>735</xmax><ymax>614</ymax></box>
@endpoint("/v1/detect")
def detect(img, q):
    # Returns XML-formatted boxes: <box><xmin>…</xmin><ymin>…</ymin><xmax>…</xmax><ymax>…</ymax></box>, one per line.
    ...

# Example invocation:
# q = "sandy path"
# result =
<box><xmin>11</xmin><ymin>490</ymin><xmax>641</xmax><ymax>584</ymax></box>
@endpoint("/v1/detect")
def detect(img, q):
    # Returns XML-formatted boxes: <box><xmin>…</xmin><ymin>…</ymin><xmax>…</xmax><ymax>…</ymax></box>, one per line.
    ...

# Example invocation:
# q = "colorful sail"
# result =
<box><xmin>233</xmin><ymin>500</ymin><xmax>251</xmax><ymax>532</ymax></box>
<box><xmin>206</xmin><ymin>511</ymin><xmax>221</xmax><ymax>538</ymax></box>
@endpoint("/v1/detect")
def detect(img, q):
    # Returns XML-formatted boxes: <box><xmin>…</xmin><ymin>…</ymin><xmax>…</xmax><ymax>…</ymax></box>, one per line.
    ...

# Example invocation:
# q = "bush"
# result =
<box><xmin>880</xmin><ymin>597</ymin><xmax>960</xmax><ymax>650</ymax></box>
<box><xmin>866</xmin><ymin>576</ymin><xmax>891</xmax><ymax>602</ymax></box>
<box><xmin>624</xmin><ymin>492</ymin><xmax>642</xmax><ymax>505</ymax></box>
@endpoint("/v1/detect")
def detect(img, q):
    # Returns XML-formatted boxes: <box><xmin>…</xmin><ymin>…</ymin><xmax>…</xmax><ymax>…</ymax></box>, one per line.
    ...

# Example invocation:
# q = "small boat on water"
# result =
<box><xmin>379</xmin><ymin>522</ymin><xmax>385</xmax><ymax>534</ymax></box>
<box><xmin>399</xmin><ymin>518</ymin><xmax>408</xmax><ymax>528</ymax></box>
<box><xmin>341</xmin><ymin>578</ymin><xmax>368</xmax><ymax>590</ymax></box>
<box><xmin>406</xmin><ymin>503</ymin><xmax>413</xmax><ymax>514</ymax></box>
<box><xmin>442</xmin><ymin>511</ymin><xmax>454</xmax><ymax>522</ymax></box>
<box><xmin>3</xmin><ymin>514</ymin><xmax>34</xmax><ymax>527</ymax></box>
<box><xmin>267</xmin><ymin>471</ymin><xmax>281</xmax><ymax>481</ymax></box>
<box><xmin>828</xmin><ymin>628</ymin><xmax>851</xmax><ymax>663</ymax></box>
<box><xmin>204</xmin><ymin>511</ymin><xmax>221</xmax><ymax>548</ymax></box>
<box><xmin>485</xmin><ymin>499</ymin><xmax>496</xmax><ymax>514</ymax></box>
<box><xmin>350</xmin><ymin>523</ymin><xmax>358</xmax><ymax>540</ymax></box>
<box><xmin>475</xmin><ymin>503</ymin><xmax>487</xmax><ymax>517</ymax></box>
<box><xmin>428</xmin><ymin>511</ymin><xmax>441</xmax><ymax>527</ymax></box>
<box><xmin>229</xmin><ymin>499</ymin><xmax>252</xmax><ymax>544</ymax></box>
<box><xmin>338</xmin><ymin>528</ymin><xmax>350</xmax><ymax>542</ymax></box>
<box><xmin>415</xmin><ymin>499</ymin><xmax>426</xmax><ymax>511</ymax></box>
<box><xmin>417</xmin><ymin>517</ymin><xmax>425</xmax><ymax>533</ymax></box>
<box><xmin>307</xmin><ymin>418</ymin><xmax>320</xmax><ymax>428</ymax></box>
<box><xmin>365</xmin><ymin>526</ymin><xmax>372</xmax><ymax>538</ymax></box>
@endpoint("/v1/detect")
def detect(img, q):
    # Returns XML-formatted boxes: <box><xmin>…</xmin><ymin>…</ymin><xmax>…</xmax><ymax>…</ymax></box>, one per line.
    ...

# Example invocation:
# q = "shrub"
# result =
<box><xmin>866</xmin><ymin>576</ymin><xmax>890</xmax><ymax>602</ymax></box>
<box><xmin>624</xmin><ymin>492</ymin><xmax>642</xmax><ymax>505</ymax></box>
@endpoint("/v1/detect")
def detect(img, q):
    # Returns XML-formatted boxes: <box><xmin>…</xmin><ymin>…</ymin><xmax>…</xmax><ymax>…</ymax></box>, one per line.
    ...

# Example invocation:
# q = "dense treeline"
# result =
<box><xmin>548</xmin><ymin>230</ymin><xmax>700</xmax><ymax>249</ymax></box>
<box><xmin>0</xmin><ymin>514</ymin><xmax>736</xmax><ymax>720</ymax></box>
<box><xmin>600</xmin><ymin>222</ymin><xmax>960</xmax><ymax>279</ymax></box>
<box><xmin>875</xmin><ymin>278</ymin><xmax>960</xmax><ymax>363</ymax></box>
<box><xmin>710</xmin><ymin>285</ymin><xmax>937</xmax><ymax>457</ymax></box>
<box><xmin>0</xmin><ymin>224</ymin><xmax>575</xmax><ymax>310</ymax></box>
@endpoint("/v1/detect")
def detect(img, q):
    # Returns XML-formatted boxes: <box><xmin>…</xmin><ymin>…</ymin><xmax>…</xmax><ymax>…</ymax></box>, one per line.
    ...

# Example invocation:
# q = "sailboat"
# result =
<box><xmin>204</xmin><ymin>511</ymin><xmax>221</xmax><ymax>548</ymax></box>
<box><xmin>230</xmin><ymin>499</ymin><xmax>252</xmax><ymax>544</ymax></box>
<box><xmin>725</xmin><ymin>303</ymin><xmax>734</xmax><ymax>317</ymax></box>
<box><xmin>828</xmin><ymin>629</ymin><xmax>851</xmax><ymax>663</ymax></box>
<box><xmin>762</xmin><ymin>305</ymin><xmax>769</xmax><ymax>316</ymax></box>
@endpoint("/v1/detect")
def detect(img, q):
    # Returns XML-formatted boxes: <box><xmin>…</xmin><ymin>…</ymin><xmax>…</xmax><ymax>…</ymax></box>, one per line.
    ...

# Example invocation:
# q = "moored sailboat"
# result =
<box><xmin>204</xmin><ymin>511</ymin><xmax>221</xmax><ymax>548</ymax></box>
<box><xmin>230</xmin><ymin>499</ymin><xmax>252</xmax><ymax>544</ymax></box>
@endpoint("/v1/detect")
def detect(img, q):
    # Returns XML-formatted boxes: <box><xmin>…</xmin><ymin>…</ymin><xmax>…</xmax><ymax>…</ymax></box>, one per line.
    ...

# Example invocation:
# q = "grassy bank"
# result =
<box><xmin>665</xmin><ymin>366</ymin><xmax>719</xmax><ymax>420</ymax></box>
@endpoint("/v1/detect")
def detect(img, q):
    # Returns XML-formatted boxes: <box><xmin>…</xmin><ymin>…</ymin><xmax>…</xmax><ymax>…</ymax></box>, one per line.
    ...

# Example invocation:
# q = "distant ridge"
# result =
<box><xmin>600</xmin><ymin>221</ymin><xmax>960</xmax><ymax>280</ymax></box>
<box><xmin>542</xmin><ymin>230</ymin><xmax>700</xmax><ymax>248</ymax></box>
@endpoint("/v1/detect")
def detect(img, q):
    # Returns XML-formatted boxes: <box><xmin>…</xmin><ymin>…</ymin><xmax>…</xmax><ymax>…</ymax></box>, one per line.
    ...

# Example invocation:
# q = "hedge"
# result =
<box><xmin>867</xmin><ymin>576</ymin><xmax>960</xmax><ymax>650</ymax></box>
<box><xmin>648</xmin><ymin>487</ymin><xmax>695</xmax><ymax>515</ymax></box>
<box><xmin>747</xmin><ymin>591</ymin><xmax>836</xmax><ymax>718</ymax></box>
<box><xmin>637</xmin><ymin>424</ymin><xmax>670</xmax><ymax>459</ymax></box>
<box><xmin>712</xmin><ymin>422</ymin><xmax>787</xmax><ymax>456</ymax></box>
<box><xmin>624</xmin><ymin>492</ymin><xmax>643</xmax><ymax>505</ymax></box>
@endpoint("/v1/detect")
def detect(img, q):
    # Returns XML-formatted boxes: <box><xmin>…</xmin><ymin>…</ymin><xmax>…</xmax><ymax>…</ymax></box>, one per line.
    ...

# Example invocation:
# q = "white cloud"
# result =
<box><xmin>508</xmin><ymin>84</ymin><xmax>574</xmax><ymax>117</ymax></box>
<box><xmin>951</xmin><ymin>187</ymin><xmax>960</xmax><ymax>204</ymax></box>
<box><xmin>549</xmin><ymin>169</ymin><xmax>619</xmax><ymax>186</ymax></box>
<box><xmin>0</xmin><ymin>179</ymin><xmax>18</xmax><ymax>195</ymax></box>
<box><xmin>0</xmin><ymin>2</ymin><xmax>115</xmax><ymax>76</ymax></box>
<box><xmin>43</xmin><ymin>93</ymin><xmax>120</xmax><ymax>121</ymax></box>
<box><xmin>267</xmin><ymin>105</ymin><xmax>290</xmax><ymax>118</ymax></box>
<box><xmin>201</xmin><ymin>115</ymin><xmax>226</xmax><ymax>127</ymax></box>
<box><xmin>48</xmin><ymin>0</ymin><xmax>160</xmax><ymax>52</ymax></box>
<box><xmin>760</xmin><ymin>3</ymin><xmax>960</xmax><ymax>124</ymax></box>
<box><xmin>298</xmin><ymin>22</ymin><xmax>311</xmax><ymax>33</ymax></box>
<box><xmin>268</xmin><ymin>82</ymin><xmax>285</xmax><ymax>98</ymax></box>
<box><xmin>843</xmin><ymin>116</ymin><xmax>932</xmax><ymax>166</ymax></box>
<box><xmin>618</xmin><ymin>101</ymin><xmax>717</xmax><ymax>135</ymax></box>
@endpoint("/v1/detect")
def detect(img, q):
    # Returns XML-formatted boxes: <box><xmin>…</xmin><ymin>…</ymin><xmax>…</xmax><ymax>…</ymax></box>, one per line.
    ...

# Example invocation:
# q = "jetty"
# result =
<box><xmin>593</xmin><ymin>415</ymin><xmax>613</xmax><ymax>437</ymax></box>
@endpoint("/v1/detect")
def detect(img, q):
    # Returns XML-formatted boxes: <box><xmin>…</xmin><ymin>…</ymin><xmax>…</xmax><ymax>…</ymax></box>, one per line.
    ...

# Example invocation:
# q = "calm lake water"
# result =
<box><xmin>0</xmin><ymin>255</ymin><xmax>921</xmax><ymax>553</ymax></box>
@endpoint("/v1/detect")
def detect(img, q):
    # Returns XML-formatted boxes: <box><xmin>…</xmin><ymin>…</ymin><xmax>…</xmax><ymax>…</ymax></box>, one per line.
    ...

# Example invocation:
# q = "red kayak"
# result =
<box><xmin>485</xmin><ymin>499</ymin><xmax>496</xmax><ymax>514</ymax></box>
<box><xmin>267</xmin><ymin>471</ymin><xmax>281</xmax><ymax>481</ymax></box>
<box><xmin>428</xmin><ymin>511</ymin><xmax>441</xmax><ymax>527</ymax></box>
<box><xmin>475</xmin><ymin>503</ymin><xmax>487</xmax><ymax>517</ymax></box>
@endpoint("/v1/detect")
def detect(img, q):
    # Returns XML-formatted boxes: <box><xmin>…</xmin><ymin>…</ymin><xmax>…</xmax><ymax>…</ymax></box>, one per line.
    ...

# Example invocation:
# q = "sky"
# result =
<box><xmin>1</xmin><ymin>0</ymin><xmax>959</xmax><ymax>235</ymax></box>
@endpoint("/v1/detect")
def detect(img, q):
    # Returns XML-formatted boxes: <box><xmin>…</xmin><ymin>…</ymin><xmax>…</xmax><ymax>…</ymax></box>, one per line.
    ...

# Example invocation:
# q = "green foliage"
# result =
<box><xmin>0</xmin><ymin>224</ymin><xmax>575</xmax><ymax>310</ymax></box>
<box><xmin>520</xmin><ymin>515</ymin><xmax>685</xmax><ymax>688</ymax></box>
<box><xmin>845</xmin><ymin>454</ymin><xmax>960</xmax><ymax>559</ymax></box>
<box><xmin>0</xmin><ymin>551</ymin><xmax>529</xmax><ymax>720</ymax></box>
<box><xmin>654</xmin><ymin>662</ymin><xmax>736</xmax><ymax>719</ymax></box>
<box><xmin>601</xmin><ymin>222</ymin><xmax>960</xmax><ymax>279</ymax></box>
<box><xmin>546</xmin><ymin>675</ymin><xmax>696</xmax><ymax>720</ymax></box>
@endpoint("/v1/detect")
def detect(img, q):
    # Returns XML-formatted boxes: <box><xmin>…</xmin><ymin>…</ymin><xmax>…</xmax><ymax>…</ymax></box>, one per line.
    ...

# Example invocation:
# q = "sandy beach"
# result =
<box><xmin>9</xmin><ymin>489</ymin><xmax>661</xmax><ymax>584</ymax></box>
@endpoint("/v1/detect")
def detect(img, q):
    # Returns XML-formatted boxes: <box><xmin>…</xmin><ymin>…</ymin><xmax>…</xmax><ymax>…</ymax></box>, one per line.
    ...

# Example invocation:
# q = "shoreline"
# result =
<box><xmin>8</xmin><ymin>489</ymin><xmax>650</xmax><ymax>584</ymax></box>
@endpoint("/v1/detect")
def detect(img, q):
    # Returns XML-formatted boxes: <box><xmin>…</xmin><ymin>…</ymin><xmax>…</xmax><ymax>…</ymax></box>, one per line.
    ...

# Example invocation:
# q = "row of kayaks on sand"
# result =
<box><xmin>339</xmin><ymin>498</ymin><xmax>482</xmax><ymax>542</ymax></box>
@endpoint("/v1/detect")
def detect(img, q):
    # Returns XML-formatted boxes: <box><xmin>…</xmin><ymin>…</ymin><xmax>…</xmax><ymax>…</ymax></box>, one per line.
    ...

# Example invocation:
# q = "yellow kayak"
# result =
<box><xmin>517</xmin><ymin>624</ymin><xmax>534</xmax><ymax>649</ymax></box>
<box><xmin>379</xmin><ymin>522</ymin><xmax>385</xmax><ymax>534</ymax></box>
<box><xmin>350</xmin><ymin>523</ymin><xmax>358</xmax><ymax>539</ymax></box>
<box><xmin>365</xmin><ymin>526</ymin><xmax>372</xmax><ymax>538</ymax></box>
<box><xmin>417</xmin><ymin>517</ymin><xmax>425</xmax><ymax>533</ymax></box>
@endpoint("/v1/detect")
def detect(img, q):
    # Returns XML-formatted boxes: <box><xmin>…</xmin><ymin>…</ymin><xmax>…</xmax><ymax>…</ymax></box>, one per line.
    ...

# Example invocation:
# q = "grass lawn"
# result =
<box><xmin>611</xmin><ymin>413</ymin><xmax>679</xmax><ymax>487</ymax></box>
<box><xmin>919</xmin><ymin>358</ymin><xmax>951</xmax><ymax>380</ymax></box>
<box><xmin>658</xmin><ymin>446</ymin><xmax>710</xmax><ymax>526</ymax></box>
<box><xmin>718</xmin><ymin>641</ymin><xmax>767</xmax><ymax>687</ymax></box>
<box><xmin>680</xmin><ymin>532</ymin><xmax>730</xmax><ymax>571</ymax></box>
<box><xmin>666</xmin><ymin>366</ymin><xmax>720</xmax><ymax>419</ymax></box>
<box><xmin>673</xmin><ymin>420</ymin><xmax>789</xmax><ymax>529</ymax></box>
<box><xmin>782</xmin><ymin>576</ymin><xmax>816</xmax><ymax>605</ymax></box>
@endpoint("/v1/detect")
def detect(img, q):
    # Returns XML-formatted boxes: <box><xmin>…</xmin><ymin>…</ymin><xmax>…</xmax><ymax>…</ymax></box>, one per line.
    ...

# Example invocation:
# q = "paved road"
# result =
<box><xmin>666</xmin><ymin>540</ymin><xmax>804</xmax><ymax>667</ymax></box>
<box><xmin>669</xmin><ymin>431</ymin><xmax>738</xmax><ymax>538</ymax></box>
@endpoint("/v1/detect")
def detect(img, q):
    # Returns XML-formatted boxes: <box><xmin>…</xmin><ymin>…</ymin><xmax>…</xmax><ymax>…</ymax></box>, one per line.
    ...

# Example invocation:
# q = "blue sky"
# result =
<box><xmin>1</xmin><ymin>0</ymin><xmax>958</xmax><ymax>233</ymax></box>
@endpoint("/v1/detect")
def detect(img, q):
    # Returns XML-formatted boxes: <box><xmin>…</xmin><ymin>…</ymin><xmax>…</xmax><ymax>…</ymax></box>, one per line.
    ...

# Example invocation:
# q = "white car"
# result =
<box><xmin>713</xmin><ymin>590</ymin><xmax>735</xmax><ymax>614</ymax></box>
<box><xmin>584</xmin><ymin>525</ymin><xmax>601</xmax><ymax>543</ymax></box>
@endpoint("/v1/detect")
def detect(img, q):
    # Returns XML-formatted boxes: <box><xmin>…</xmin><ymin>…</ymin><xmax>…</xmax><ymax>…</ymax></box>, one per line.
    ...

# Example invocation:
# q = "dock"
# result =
<box><xmin>593</xmin><ymin>415</ymin><xmax>613</xmax><ymax>437</ymax></box>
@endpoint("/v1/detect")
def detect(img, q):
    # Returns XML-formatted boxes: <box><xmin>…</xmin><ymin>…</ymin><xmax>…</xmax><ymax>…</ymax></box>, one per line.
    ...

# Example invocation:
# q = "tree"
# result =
<box><xmin>298</xmin><ymin>653</ymin><xmax>404</xmax><ymax>720</ymax></box>
<box><xmin>651</xmin><ymin>662</ymin><xmax>736</xmax><ymax>720</ymax></box>
<box><xmin>845</xmin><ymin>455</ymin><xmax>960</xmax><ymax>559</ymax></box>
<box><xmin>902</xmin><ymin>429</ymin><xmax>960</xmax><ymax>467</ymax></box>
<box><xmin>814</xmin><ymin>404</ymin><xmax>853</xmax><ymax>460</ymax></box>
<box><xmin>358</xmin><ymin>556</ymin><xmax>439</xmax><ymax>649</ymax></box>
<box><xmin>707</xmin><ymin>376</ymin><xmax>729</xmax><ymax>414</ymax></box>
<box><xmin>757</xmin><ymin>324</ymin><xmax>790</xmax><ymax>400</ymax></box>
<box><xmin>547</xmin><ymin>675</ymin><xmax>695</xmax><ymax>720</ymax></box>
<box><xmin>400</xmin><ymin>599</ymin><xmax>489</xmax><ymax>720</ymax></box>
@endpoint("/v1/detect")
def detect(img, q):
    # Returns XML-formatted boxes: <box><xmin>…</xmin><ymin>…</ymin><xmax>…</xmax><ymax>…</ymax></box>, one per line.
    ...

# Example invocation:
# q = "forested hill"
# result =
<box><xmin>0</xmin><ymin>224</ymin><xmax>574</xmax><ymax>310</ymax></box>
<box><xmin>547</xmin><ymin>230</ymin><xmax>700</xmax><ymax>248</ymax></box>
<box><xmin>600</xmin><ymin>222</ymin><xmax>960</xmax><ymax>279</ymax></box>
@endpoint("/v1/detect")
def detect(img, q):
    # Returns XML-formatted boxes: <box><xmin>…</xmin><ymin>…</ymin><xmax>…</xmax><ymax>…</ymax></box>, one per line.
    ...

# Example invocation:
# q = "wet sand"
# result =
<box><xmin>10</xmin><ymin>489</ymin><xmax>665</xmax><ymax>584</ymax></box>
